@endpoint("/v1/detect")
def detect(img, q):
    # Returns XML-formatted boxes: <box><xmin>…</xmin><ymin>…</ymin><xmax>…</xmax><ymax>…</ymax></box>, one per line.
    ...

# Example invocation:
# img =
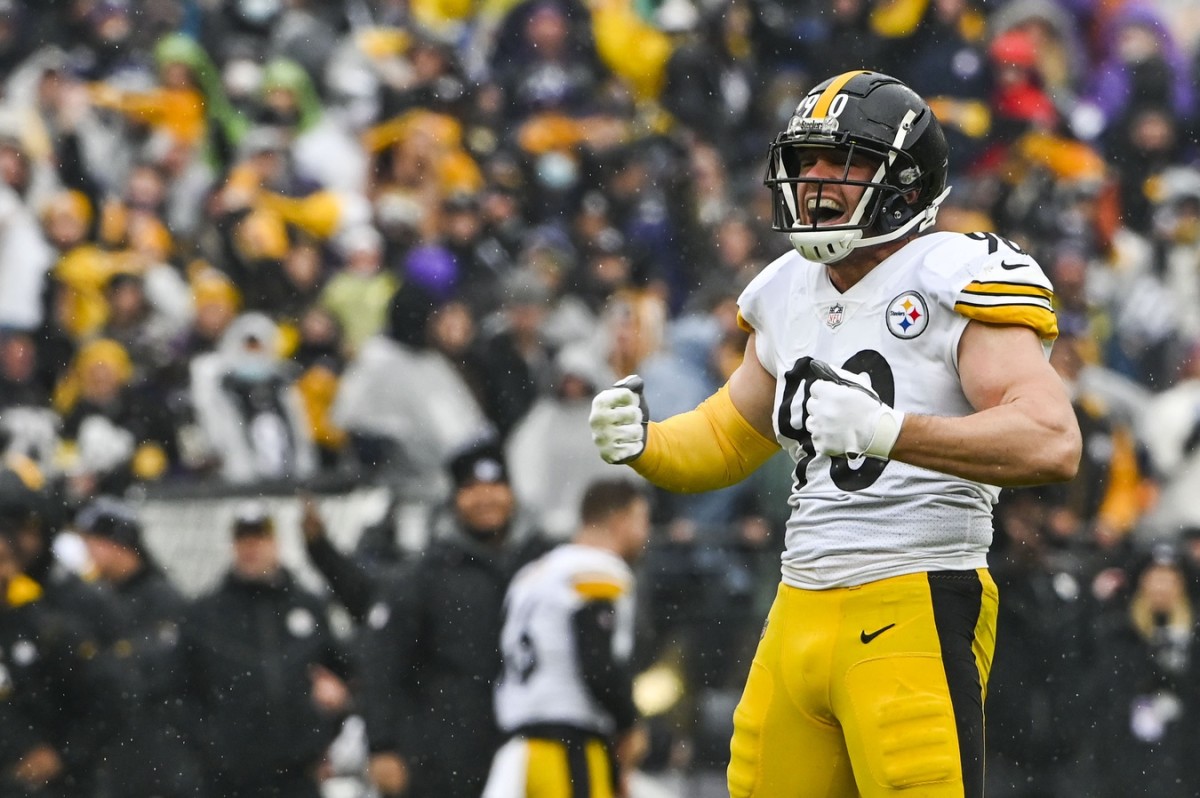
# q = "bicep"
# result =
<box><xmin>727</xmin><ymin>332</ymin><xmax>777</xmax><ymax>439</ymax></box>
<box><xmin>957</xmin><ymin>321</ymin><xmax>1071</xmax><ymax>416</ymax></box>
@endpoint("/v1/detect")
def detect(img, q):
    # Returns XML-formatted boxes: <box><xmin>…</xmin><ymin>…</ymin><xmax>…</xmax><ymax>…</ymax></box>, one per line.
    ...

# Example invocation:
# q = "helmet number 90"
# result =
<box><xmin>797</xmin><ymin>92</ymin><xmax>849</xmax><ymax>119</ymax></box>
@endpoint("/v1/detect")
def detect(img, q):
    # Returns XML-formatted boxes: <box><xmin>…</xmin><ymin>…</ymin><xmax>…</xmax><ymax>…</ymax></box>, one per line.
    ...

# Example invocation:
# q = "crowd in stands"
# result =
<box><xmin>3</xmin><ymin>0</ymin><xmax>1200</xmax><ymax>795</ymax></box>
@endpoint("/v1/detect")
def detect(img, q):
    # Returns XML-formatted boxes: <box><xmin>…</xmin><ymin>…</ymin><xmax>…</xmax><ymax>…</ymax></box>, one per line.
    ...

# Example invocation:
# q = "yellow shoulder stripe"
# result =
<box><xmin>813</xmin><ymin>70</ymin><xmax>870</xmax><ymax>117</ymax></box>
<box><xmin>953</xmin><ymin>302</ymin><xmax>1059</xmax><ymax>341</ymax></box>
<box><xmin>960</xmin><ymin>280</ymin><xmax>1052</xmax><ymax>300</ymax></box>
<box><xmin>573</xmin><ymin>577</ymin><xmax>626</xmax><ymax>602</ymax></box>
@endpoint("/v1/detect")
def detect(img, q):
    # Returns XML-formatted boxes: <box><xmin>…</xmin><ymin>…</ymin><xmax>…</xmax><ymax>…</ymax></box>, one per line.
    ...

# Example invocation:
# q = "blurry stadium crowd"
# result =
<box><xmin>1</xmin><ymin>0</ymin><xmax>1200</xmax><ymax>795</ymax></box>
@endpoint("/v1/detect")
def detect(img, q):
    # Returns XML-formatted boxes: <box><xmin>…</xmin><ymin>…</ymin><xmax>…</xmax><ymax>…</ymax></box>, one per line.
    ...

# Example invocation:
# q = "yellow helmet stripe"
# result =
<box><xmin>812</xmin><ymin>70</ymin><xmax>870</xmax><ymax>118</ymax></box>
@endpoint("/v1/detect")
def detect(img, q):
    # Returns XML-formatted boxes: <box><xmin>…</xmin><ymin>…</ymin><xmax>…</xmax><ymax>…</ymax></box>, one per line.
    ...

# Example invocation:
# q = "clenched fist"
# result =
<box><xmin>805</xmin><ymin>360</ymin><xmax>905</xmax><ymax>460</ymax></box>
<box><xmin>590</xmin><ymin>376</ymin><xmax>650</xmax><ymax>464</ymax></box>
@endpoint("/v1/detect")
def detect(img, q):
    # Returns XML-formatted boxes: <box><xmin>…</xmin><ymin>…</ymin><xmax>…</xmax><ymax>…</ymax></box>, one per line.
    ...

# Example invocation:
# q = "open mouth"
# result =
<box><xmin>805</xmin><ymin>196</ymin><xmax>846</xmax><ymax>226</ymax></box>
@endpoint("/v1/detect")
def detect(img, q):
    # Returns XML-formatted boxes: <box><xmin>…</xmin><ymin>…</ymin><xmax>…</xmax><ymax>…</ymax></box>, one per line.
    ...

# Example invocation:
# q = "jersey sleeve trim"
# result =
<box><xmin>736</xmin><ymin>311</ymin><xmax>754</xmax><ymax>333</ymax></box>
<box><xmin>572</xmin><ymin>575</ymin><xmax>627</xmax><ymax>601</ymax></box>
<box><xmin>958</xmin><ymin>280</ymin><xmax>1053</xmax><ymax>301</ymax></box>
<box><xmin>953</xmin><ymin>302</ymin><xmax>1059</xmax><ymax>340</ymax></box>
<box><xmin>954</xmin><ymin>280</ymin><xmax>1058</xmax><ymax>340</ymax></box>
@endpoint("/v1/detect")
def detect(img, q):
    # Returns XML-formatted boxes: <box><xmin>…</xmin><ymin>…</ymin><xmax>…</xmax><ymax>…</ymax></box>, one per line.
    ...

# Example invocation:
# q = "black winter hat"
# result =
<box><xmin>448</xmin><ymin>440</ymin><xmax>509</xmax><ymax>490</ymax></box>
<box><xmin>76</xmin><ymin>496</ymin><xmax>144</xmax><ymax>552</ymax></box>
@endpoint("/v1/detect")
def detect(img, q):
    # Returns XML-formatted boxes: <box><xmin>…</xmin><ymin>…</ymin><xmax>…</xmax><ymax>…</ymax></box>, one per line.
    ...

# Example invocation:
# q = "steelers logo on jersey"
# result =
<box><xmin>886</xmin><ymin>291</ymin><xmax>929</xmax><ymax>339</ymax></box>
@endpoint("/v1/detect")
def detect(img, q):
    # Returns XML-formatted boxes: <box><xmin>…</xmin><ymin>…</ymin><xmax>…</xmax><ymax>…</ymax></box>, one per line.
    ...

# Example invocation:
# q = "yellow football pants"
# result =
<box><xmin>728</xmin><ymin>570</ymin><xmax>998</xmax><ymax>798</ymax></box>
<box><xmin>483</xmin><ymin>733</ymin><xmax>615</xmax><ymax>798</ymax></box>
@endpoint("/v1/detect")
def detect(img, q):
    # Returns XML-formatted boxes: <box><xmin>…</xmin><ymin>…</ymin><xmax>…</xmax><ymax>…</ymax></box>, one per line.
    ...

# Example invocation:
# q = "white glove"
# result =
<box><xmin>590</xmin><ymin>376</ymin><xmax>649</xmax><ymax>464</ymax></box>
<box><xmin>805</xmin><ymin>360</ymin><xmax>904</xmax><ymax>460</ymax></box>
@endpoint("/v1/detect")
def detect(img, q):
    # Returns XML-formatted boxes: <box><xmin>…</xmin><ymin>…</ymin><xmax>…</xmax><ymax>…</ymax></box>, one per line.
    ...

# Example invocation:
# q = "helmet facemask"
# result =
<box><xmin>765</xmin><ymin>108</ymin><xmax>950</xmax><ymax>264</ymax></box>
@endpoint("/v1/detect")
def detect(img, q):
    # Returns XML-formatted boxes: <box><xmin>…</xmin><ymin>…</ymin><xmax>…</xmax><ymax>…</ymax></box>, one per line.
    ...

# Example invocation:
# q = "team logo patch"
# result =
<box><xmin>824</xmin><ymin>302</ymin><xmax>845</xmax><ymax>329</ymax></box>
<box><xmin>886</xmin><ymin>291</ymin><xmax>929</xmax><ymax>339</ymax></box>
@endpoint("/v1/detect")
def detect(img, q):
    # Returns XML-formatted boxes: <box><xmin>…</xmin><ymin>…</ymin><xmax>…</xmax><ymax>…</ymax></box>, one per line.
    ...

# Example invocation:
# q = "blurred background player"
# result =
<box><xmin>483</xmin><ymin>477</ymin><xmax>651</xmax><ymax>798</ymax></box>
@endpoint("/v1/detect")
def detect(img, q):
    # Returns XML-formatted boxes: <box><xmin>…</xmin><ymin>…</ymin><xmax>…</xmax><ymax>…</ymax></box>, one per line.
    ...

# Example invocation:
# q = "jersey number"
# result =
<box><xmin>503</xmin><ymin>600</ymin><xmax>540</xmax><ymax>684</ymax></box>
<box><xmin>777</xmin><ymin>350</ymin><xmax>896</xmax><ymax>492</ymax></box>
<box><xmin>965</xmin><ymin>231</ymin><xmax>1027</xmax><ymax>256</ymax></box>
<box><xmin>513</xmin><ymin>631</ymin><xmax>538</xmax><ymax>683</ymax></box>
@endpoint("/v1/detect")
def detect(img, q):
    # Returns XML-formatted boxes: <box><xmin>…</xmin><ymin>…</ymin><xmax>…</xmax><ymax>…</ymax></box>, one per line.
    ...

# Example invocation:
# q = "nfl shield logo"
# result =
<box><xmin>824</xmin><ymin>303</ymin><xmax>845</xmax><ymax>329</ymax></box>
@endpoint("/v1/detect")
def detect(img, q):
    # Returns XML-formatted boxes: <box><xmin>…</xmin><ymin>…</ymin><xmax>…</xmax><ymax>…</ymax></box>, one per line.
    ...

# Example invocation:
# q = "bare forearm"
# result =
<box><xmin>891</xmin><ymin>398</ymin><xmax>1081</xmax><ymax>487</ymax></box>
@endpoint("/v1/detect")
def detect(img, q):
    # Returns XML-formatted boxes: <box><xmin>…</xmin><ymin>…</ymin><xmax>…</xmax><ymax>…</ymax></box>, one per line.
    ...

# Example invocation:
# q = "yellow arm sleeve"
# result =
<box><xmin>630</xmin><ymin>385</ymin><xmax>779</xmax><ymax>493</ymax></box>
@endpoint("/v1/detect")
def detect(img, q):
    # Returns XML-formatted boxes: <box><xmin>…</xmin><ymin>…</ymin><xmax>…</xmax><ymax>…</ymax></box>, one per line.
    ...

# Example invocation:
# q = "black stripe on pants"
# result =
<box><xmin>566</xmin><ymin>736</ymin><xmax>591</xmax><ymax>798</ymax></box>
<box><xmin>928</xmin><ymin>570</ymin><xmax>985</xmax><ymax>798</ymax></box>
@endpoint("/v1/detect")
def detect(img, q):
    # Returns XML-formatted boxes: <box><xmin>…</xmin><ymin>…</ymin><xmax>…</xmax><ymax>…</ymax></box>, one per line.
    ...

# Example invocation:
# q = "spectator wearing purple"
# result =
<box><xmin>1086</xmin><ymin>5</ymin><xmax>1195</xmax><ymax>141</ymax></box>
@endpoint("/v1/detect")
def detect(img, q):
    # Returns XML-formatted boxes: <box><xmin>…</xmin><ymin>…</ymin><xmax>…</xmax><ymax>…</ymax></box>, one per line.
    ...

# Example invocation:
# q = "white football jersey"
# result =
<box><xmin>494</xmin><ymin>544</ymin><xmax>636</xmax><ymax>736</ymax></box>
<box><xmin>738</xmin><ymin>231</ymin><xmax>1057</xmax><ymax>589</ymax></box>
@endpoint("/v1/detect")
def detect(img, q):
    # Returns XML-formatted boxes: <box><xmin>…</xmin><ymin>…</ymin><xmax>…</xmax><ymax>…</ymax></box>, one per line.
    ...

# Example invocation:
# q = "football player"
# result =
<box><xmin>589</xmin><ymin>70</ymin><xmax>1082</xmax><ymax>798</ymax></box>
<box><xmin>482</xmin><ymin>478</ymin><xmax>650</xmax><ymax>798</ymax></box>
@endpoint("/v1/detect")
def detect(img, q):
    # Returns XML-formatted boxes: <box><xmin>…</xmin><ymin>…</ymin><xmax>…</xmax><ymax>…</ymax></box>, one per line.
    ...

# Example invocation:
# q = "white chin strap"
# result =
<box><xmin>789</xmin><ymin>228</ymin><xmax>863</xmax><ymax>264</ymax></box>
<box><xmin>789</xmin><ymin>185</ymin><xmax>952</xmax><ymax>264</ymax></box>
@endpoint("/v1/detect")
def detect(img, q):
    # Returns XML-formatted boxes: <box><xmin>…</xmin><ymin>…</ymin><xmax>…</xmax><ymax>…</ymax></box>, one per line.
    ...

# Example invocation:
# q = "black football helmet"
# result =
<box><xmin>764</xmin><ymin>70</ymin><xmax>951</xmax><ymax>264</ymax></box>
